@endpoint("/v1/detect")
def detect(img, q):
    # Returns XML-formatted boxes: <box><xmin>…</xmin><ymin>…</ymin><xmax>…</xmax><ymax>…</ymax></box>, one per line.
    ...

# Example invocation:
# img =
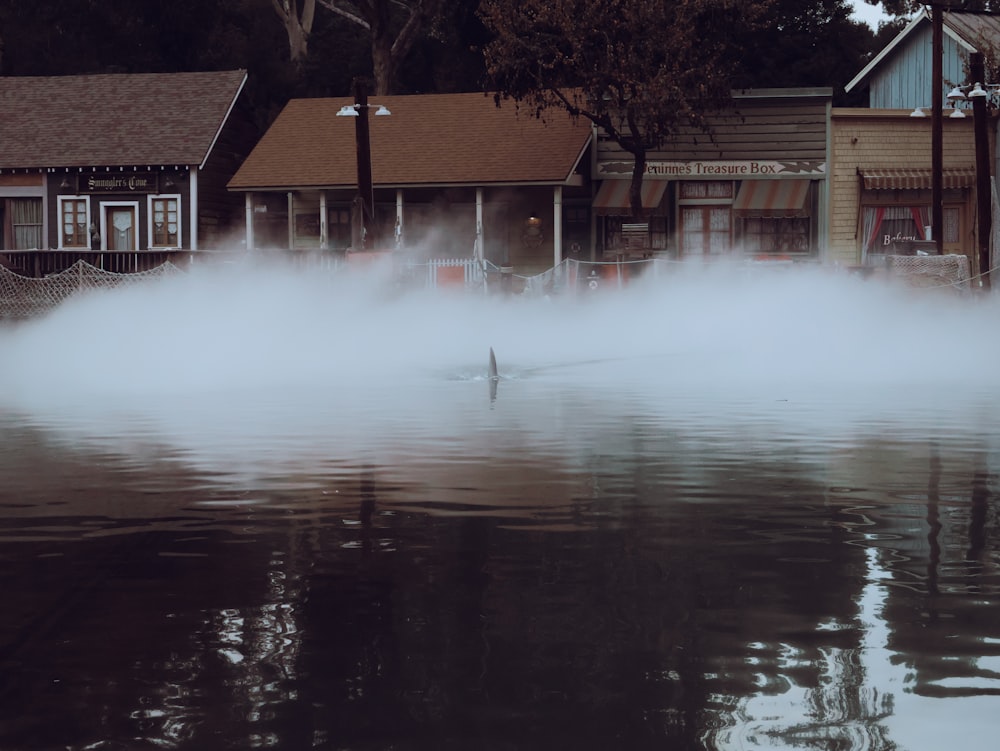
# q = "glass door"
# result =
<box><xmin>680</xmin><ymin>206</ymin><xmax>731</xmax><ymax>257</ymax></box>
<box><xmin>105</xmin><ymin>205</ymin><xmax>137</xmax><ymax>251</ymax></box>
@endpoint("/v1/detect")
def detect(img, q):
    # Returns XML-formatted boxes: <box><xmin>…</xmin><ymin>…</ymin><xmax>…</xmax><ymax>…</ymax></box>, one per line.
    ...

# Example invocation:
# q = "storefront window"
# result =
<box><xmin>58</xmin><ymin>197</ymin><xmax>89</xmax><ymax>248</ymax></box>
<box><xmin>327</xmin><ymin>208</ymin><xmax>351</xmax><ymax>249</ymax></box>
<box><xmin>6</xmin><ymin>198</ymin><xmax>43</xmax><ymax>249</ymax></box>
<box><xmin>862</xmin><ymin>206</ymin><xmax>929</xmax><ymax>257</ymax></box>
<box><xmin>150</xmin><ymin>196</ymin><xmax>179</xmax><ymax>247</ymax></box>
<box><xmin>743</xmin><ymin>218</ymin><xmax>809</xmax><ymax>255</ymax></box>
<box><xmin>680</xmin><ymin>182</ymin><xmax>733</xmax><ymax>199</ymax></box>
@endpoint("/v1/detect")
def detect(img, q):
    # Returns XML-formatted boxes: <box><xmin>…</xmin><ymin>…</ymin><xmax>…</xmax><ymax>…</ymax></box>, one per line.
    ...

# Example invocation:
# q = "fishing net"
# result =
<box><xmin>0</xmin><ymin>259</ymin><xmax>183</xmax><ymax>320</ymax></box>
<box><xmin>884</xmin><ymin>254</ymin><xmax>971</xmax><ymax>290</ymax></box>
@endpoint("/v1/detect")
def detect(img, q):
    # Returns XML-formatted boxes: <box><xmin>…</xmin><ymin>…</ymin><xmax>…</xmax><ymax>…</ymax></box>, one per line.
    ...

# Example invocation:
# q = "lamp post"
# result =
<box><xmin>932</xmin><ymin>2</ymin><xmax>943</xmax><ymax>255</ymax></box>
<box><xmin>932</xmin><ymin>55</ymin><xmax>994</xmax><ymax>290</ymax></box>
<box><xmin>336</xmin><ymin>78</ymin><xmax>391</xmax><ymax>250</ymax></box>
<box><xmin>966</xmin><ymin>54</ymin><xmax>994</xmax><ymax>290</ymax></box>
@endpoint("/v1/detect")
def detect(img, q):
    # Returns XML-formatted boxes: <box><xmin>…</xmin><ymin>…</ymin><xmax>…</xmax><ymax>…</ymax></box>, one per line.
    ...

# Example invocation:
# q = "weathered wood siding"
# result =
<box><xmin>596</xmin><ymin>91</ymin><xmax>830</xmax><ymax>164</ymax></box>
<box><xmin>868</xmin><ymin>25</ymin><xmax>970</xmax><ymax>110</ymax></box>
<box><xmin>197</xmin><ymin>97</ymin><xmax>260</xmax><ymax>250</ymax></box>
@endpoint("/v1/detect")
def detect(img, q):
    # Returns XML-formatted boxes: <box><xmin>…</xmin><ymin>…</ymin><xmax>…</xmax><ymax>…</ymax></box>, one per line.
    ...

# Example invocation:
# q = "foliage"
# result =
<box><xmin>479</xmin><ymin>0</ymin><xmax>772</xmax><ymax>216</ymax></box>
<box><xmin>314</xmin><ymin>0</ymin><xmax>446</xmax><ymax>94</ymax></box>
<box><xmin>0</xmin><ymin>0</ymin><xmax>892</xmax><ymax>139</ymax></box>
<box><xmin>727</xmin><ymin>0</ymin><xmax>878</xmax><ymax>105</ymax></box>
<box><xmin>879</xmin><ymin>0</ymin><xmax>1000</xmax><ymax>15</ymax></box>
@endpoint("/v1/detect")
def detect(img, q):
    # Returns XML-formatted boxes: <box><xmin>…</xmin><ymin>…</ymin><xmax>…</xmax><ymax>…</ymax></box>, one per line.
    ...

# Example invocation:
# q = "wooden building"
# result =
<box><xmin>846</xmin><ymin>9</ymin><xmax>1000</xmax><ymax>110</ymax></box>
<box><xmin>835</xmin><ymin>9</ymin><xmax>1000</xmax><ymax>270</ymax></box>
<box><xmin>829</xmin><ymin>109</ymin><xmax>978</xmax><ymax>267</ymax></box>
<box><xmin>0</xmin><ymin>70</ymin><xmax>255</xmax><ymax>277</ymax></box>
<box><xmin>229</xmin><ymin>88</ymin><xmax>833</xmax><ymax>272</ymax></box>
<box><xmin>593</xmin><ymin>88</ymin><xmax>832</xmax><ymax>261</ymax></box>
<box><xmin>227</xmin><ymin>92</ymin><xmax>593</xmax><ymax>274</ymax></box>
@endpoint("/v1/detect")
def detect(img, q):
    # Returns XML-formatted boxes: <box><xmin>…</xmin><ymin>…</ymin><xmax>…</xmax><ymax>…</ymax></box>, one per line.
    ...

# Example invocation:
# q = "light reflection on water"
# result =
<box><xmin>1</xmin><ymin>263</ymin><xmax>1000</xmax><ymax>750</ymax></box>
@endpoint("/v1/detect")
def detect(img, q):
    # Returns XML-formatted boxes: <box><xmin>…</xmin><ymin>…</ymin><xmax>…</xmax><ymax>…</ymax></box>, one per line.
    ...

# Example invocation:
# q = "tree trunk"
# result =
<box><xmin>372</xmin><ymin>40</ymin><xmax>393</xmax><ymax>96</ymax></box>
<box><xmin>629</xmin><ymin>149</ymin><xmax>647</xmax><ymax>218</ymax></box>
<box><xmin>272</xmin><ymin>0</ymin><xmax>316</xmax><ymax>66</ymax></box>
<box><xmin>369</xmin><ymin>0</ymin><xmax>393</xmax><ymax>96</ymax></box>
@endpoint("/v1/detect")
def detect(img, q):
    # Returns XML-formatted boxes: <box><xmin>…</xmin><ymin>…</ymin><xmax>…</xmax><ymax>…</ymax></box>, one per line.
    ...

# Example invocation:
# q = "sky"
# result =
<box><xmin>849</xmin><ymin>0</ymin><xmax>893</xmax><ymax>28</ymax></box>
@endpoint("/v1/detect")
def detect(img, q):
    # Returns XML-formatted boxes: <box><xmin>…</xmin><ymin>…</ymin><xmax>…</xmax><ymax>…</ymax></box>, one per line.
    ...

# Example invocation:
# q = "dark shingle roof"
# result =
<box><xmin>0</xmin><ymin>70</ymin><xmax>247</xmax><ymax>169</ymax></box>
<box><xmin>228</xmin><ymin>92</ymin><xmax>593</xmax><ymax>190</ymax></box>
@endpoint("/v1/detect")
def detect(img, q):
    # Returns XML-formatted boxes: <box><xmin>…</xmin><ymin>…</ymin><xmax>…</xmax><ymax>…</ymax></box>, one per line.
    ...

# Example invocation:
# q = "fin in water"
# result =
<box><xmin>488</xmin><ymin>347</ymin><xmax>499</xmax><ymax>403</ymax></box>
<box><xmin>488</xmin><ymin>347</ymin><xmax>499</xmax><ymax>381</ymax></box>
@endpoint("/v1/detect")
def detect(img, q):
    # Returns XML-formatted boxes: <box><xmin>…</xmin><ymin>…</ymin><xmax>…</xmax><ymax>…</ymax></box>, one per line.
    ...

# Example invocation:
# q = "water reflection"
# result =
<box><xmin>1</xmin><ymin>263</ymin><xmax>1000</xmax><ymax>749</ymax></box>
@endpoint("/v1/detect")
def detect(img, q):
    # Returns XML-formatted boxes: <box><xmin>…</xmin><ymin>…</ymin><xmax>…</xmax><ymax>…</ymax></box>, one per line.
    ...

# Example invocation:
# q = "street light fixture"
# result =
<box><xmin>934</xmin><ymin>55</ymin><xmax>996</xmax><ymax>289</ymax></box>
<box><xmin>337</xmin><ymin>104</ymin><xmax>392</xmax><ymax>117</ymax></box>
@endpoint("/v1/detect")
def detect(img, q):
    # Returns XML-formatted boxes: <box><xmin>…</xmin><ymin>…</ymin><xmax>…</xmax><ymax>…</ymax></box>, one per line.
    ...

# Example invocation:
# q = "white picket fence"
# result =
<box><xmin>419</xmin><ymin>257</ymin><xmax>485</xmax><ymax>289</ymax></box>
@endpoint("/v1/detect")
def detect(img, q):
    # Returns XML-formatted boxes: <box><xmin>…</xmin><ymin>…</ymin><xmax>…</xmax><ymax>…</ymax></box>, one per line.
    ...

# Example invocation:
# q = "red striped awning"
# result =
<box><xmin>732</xmin><ymin>179</ymin><xmax>810</xmax><ymax>218</ymax></box>
<box><xmin>860</xmin><ymin>167</ymin><xmax>976</xmax><ymax>190</ymax></box>
<box><xmin>593</xmin><ymin>179</ymin><xmax>668</xmax><ymax>216</ymax></box>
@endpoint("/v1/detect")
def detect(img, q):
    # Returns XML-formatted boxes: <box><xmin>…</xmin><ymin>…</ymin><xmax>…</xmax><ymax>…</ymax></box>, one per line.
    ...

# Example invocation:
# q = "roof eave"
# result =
<box><xmin>847</xmin><ymin>10</ymin><xmax>981</xmax><ymax>93</ymax></box>
<box><xmin>846</xmin><ymin>10</ymin><xmax>929</xmax><ymax>93</ymax></box>
<box><xmin>199</xmin><ymin>71</ymin><xmax>249</xmax><ymax>170</ymax></box>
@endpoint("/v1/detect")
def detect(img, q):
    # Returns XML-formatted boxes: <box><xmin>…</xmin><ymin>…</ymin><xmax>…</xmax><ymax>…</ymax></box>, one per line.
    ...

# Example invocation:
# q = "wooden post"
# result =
<box><xmin>353</xmin><ymin>78</ymin><xmax>377</xmax><ymax>250</ymax></box>
<box><xmin>971</xmin><ymin>52</ymin><xmax>992</xmax><ymax>289</ymax></box>
<box><xmin>932</xmin><ymin>3</ymin><xmax>943</xmax><ymax>254</ymax></box>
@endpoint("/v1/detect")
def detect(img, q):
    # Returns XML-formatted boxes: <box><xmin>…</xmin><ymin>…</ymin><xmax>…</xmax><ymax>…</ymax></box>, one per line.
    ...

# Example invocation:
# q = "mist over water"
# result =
<box><xmin>2</xmin><ymin>259</ymin><xmax>999</xmax><ymax>477</ymax></box>
<box><xmin>3</xmin><ymin>259</ymin><xmax>1000</xmax><ymax>751</ymax></box>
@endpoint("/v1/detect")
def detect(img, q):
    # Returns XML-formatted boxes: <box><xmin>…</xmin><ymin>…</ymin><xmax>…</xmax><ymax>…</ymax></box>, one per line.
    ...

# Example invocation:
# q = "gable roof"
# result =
<box><xmin>0</xmin><ymin>70</ymin><xmax>248</xmax><ymax>169</ymax></box>
<box><xmin>228</xmin><ymin>92</ymin><xmax>593</xmax><ymax>191</ymax></box>
<box><xmin>847</xmin><ymin>10</ymin><xmax>1000</xmax><ymax>93</ymax></box>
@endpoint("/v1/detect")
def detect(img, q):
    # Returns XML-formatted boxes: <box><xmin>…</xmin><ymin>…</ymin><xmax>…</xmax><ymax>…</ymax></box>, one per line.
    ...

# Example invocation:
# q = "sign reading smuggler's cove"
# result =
<box><xmin>598</xmin><ymin>160</ymin><xmax>827</xmax><ymax>178</ymax></box>
<box><xmin>79</xmin><ymin>173</ymin><xmax>159</xmax><ymax>193</ymax></box>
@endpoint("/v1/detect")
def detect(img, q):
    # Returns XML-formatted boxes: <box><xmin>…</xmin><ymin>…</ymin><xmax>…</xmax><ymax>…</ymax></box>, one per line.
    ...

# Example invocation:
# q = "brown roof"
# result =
<box><xmin>0</xmin><ymin>70</ymin><xmax>247</xmax><ymax>169</ymax></box>
<box><xmin>228</xmin><ymin>92</ymin><xmax>593</xmax><ymax>190</ymax></box>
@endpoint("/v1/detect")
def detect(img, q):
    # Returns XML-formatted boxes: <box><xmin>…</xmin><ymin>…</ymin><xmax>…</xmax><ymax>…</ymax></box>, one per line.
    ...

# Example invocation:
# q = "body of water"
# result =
<box><xmin>1</xmin><ymin>261</ymin><xmax>998</xmax><ymax>750</ymax></box>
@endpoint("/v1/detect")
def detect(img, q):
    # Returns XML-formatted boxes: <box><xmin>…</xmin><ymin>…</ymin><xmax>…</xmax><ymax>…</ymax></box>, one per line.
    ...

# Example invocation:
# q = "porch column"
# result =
<box><xmin>287</xmin><ymin>192</ymin><xmax>294</xmax><ymax>249</ymax></box>
<box><xmin>553</xmin><ymin>185</ymin><xmax>563</xmax><ymax>267</ymax></box>
<box><xmin>189</xmin><ymin>167</ymin><xmax>199</xmax><ymax>250</ymax></box>
<box><xmin>476</xmin><ymin>187</ymin><xmax>484</xmax><ymax>262</ymax></box>
<box><xmin>319</xmin><ymin>190</ymin><xmax>328</xmax><ymax>249</ymax></box>
<box><xmin>396</xmin><ymin>189</ymin><xmax>404</xmax><ymax>248</ymax></box>
<box><xmin>244</xmin><ymin>192</ymin><xmax>254</xmax><ymax>252</ymax></box>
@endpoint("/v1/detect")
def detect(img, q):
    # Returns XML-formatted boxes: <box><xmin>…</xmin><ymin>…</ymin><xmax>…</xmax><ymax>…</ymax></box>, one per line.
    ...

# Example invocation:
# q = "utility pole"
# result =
<box><xmin>932</xmin><ymin>2</ymin><xmax>943</xmax><ymax>254</ymax></box>
<box><xmin>353</xmin><ymin>77</ymin><xmax>377</xmax><ymax>250</ymax></box>
<box><xmin>971</xmin><ymin>52</ymin><xmax>992</xmax><ymax>289</ymax></box>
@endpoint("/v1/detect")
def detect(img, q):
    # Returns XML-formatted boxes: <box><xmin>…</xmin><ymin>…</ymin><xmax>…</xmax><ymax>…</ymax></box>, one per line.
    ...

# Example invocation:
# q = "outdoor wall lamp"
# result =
<box><xmin>522</xmin><ymin>214</ymin><xmax>543</xmax><ymax>248</ymax></box>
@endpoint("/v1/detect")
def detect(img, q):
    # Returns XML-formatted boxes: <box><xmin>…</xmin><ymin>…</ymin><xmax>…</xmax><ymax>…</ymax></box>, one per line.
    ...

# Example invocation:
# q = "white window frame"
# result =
<box><xmin>56</xmin><ymin>195</ymin><xmax>92</xmax><ymax>249</ymax></box>
<box><xmin>99</xmin><ymin>200</ymin><xmax>140</xmax><ymax>251</ymax></box>
<box><xmin>147</xmin><ymin>193</ymin><xmax>182</xmax><ymax>249</ymax></box>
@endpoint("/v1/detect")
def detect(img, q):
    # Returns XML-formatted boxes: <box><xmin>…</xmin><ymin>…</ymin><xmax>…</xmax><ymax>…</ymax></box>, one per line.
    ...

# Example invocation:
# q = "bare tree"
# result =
<box><xmin>271</xmin><ymin>0</ymin><xmax>317</xmax><ymax>65</ymax></box>
<box><xmin>270</xmin><ymin>0</ymin><xmax>444</xmax><ymax>93</ymax></box>
<box><xmin>317</xmin><ymin>0</ymin><xmax>444</xmax><ymax>94</ymax></box>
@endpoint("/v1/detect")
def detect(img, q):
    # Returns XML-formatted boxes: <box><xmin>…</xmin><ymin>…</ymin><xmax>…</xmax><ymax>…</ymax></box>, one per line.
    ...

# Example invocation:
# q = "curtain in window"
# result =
<box><xmin>112</xmin><ymin>210</ymin><xmax>134</xmax><ymax>250</ymax></box>
<box><xmin>10</xmin><ymin>198</ymin><xmax>43</xmax><ymax>249</ymax></box>
<box><xmin>862</xmin><ymin>206</ymin><xmax>886</xmax><ymax>261</ymax></box>
<box><xmin>862</xmin><ymin>206</ymin><xmax>927</xmax><ymax>259</ymax></box>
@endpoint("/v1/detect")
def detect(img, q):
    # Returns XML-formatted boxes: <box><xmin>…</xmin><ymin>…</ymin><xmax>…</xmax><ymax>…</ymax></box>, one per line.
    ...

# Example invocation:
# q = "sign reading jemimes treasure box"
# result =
<box><xmin>598</xmin><ymin>160</ymin><xmax>826</xmax><ymax>178</ymax></box>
